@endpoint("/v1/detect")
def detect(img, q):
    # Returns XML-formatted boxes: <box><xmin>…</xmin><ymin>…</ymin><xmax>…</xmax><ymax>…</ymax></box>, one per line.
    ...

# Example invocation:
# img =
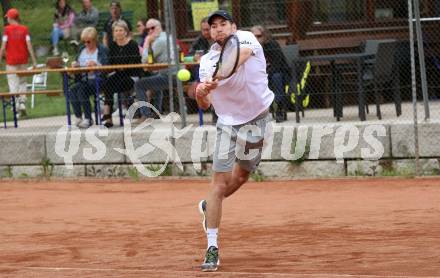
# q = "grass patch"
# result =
<box><xmin>250</xmin><ymin>169</ymin><xmax>266</xmax><ymax>182</ymax></box>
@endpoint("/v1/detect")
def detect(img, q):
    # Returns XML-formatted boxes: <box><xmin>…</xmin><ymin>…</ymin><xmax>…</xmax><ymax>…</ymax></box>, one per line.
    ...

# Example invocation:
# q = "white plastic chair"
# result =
<box><xmin>27</xmin><ymin>64</ymin><xmax>47</xmax><ymax>109</ymax></box>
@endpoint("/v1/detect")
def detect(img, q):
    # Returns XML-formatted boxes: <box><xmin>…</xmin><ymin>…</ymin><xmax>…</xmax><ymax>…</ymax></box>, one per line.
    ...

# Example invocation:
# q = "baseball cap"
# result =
<box><xmin>207</xmin><ymin>10</ymin><xmax>233</xmax><ymax>25</ymax></box>
<box><xmin>5</xmin><ymin>8</ymin><xmax>19</xmax><ymax>20</ymax></box>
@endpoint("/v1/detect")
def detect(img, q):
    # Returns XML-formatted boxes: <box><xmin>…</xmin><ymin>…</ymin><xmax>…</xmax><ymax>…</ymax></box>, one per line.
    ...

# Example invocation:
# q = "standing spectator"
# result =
<box><xmin>69</xmin><ymin>27</ymin><xmax>108</xmax><ymax>128</ymax></box>
<box><xmin>101</xmin><ymin>20</ymin><xmax>141</xmax><ymax>128</ymax></box>
<box><xmin>103</xmin><ymin>1</ymin><xmax>132</xmax><ymax>47</ymax></box>
<box><xmin>0</xmin><ymin>8</ymin><xmax>37</xmax><ymax>117</ymax></box>
<box><xmin>136</xmin><ymin>18</ymin><xmax>148</xmax><ymax>47</ymax></box>
<box><xmin>71</xmin><ymin>0</ymin><xmax>99</xmax><ymax>44</ymax></box>
<box><xmin>251</xmin><ymin>25</ymin><xmax>290</xmax><ymax>122</ymax></box>
<box><xmin>51</xmin><ymin>0</ymin><xmax>76</xmax><ymax>56</ymax></box>
<box><xmin>133</xmin><ymin>18</ymin><xmax>176</xmax><ymax>124</ymax></box>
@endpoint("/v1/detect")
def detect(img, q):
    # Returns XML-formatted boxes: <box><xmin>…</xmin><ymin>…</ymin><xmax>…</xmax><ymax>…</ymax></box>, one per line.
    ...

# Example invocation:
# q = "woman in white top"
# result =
<box><xmin>69</xmin><ymin>27</ymin><xmax>108</xmax><ymax>128</ymax></box>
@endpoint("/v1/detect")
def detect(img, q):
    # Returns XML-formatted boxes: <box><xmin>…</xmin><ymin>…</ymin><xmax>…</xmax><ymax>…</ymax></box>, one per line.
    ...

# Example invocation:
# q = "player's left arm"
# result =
<box><xmin>26</xmin><ymin>39</ymin><xmax>37</xmax><ymax>67</ymax></box>
<box><xmin>25</xmin><ymin>30</ymin><xmax>37</xmax><ymax>67</ymax></box>
<box><xmin>235</xmin><ymin>31</ymin><xmax>261</xmax><ymax>69</ymax></box>
<box><xmin>236</xmin><ymin>47</ymin><xmax>252</xmax><ymax>68</ymax></box>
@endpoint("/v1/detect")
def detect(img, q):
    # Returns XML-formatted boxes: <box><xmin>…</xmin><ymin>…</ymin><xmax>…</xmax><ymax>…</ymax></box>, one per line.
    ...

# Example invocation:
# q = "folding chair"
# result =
<box><xmin>26</xmin><ymin>64</ymin><xmax>48</xmax><ymax>109</ymax></box>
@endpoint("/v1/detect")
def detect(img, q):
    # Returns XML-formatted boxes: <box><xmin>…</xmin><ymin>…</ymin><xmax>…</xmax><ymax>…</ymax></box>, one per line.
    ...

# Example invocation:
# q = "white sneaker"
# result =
<box><xmin>52</xmin><ymin>46</ymin><xmax>59</xmax><ymax>56</ymax></box>
<box><xmin>78</xmin><ymin>119</ymin><xmax>91</xmax><ymax>128</ymax></box>
<box><xmin>112</xmin><ymin>108</ymin><xmax>128</xmax><ymax>117</ymax></box>
<box><xmin>69</xmin><ymin>40</ymin><xmax>79</xmax><ymax>46</ymax></box>
<box><xmin>74</xmin><ymin>117</ymin><xmax>83</xmax><ymax>127</ymax></box>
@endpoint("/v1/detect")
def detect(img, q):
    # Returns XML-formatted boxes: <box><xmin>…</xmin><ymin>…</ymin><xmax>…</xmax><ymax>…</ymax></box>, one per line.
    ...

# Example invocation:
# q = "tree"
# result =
<box><xmin>1</xmin><ymin>0</ymin><xmax>11</xmax><ymax>26</ymax></box>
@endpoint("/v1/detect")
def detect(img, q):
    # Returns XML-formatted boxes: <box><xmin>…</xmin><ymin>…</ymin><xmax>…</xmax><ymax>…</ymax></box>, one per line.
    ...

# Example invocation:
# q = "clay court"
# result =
<box><xmin>1</xmin><ymin>178</ymin><xmax>440</xmax><ymax>277</ymax></box>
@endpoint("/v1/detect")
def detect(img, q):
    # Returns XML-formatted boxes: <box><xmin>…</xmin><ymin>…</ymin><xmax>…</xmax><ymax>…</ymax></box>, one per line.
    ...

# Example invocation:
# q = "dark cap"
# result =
<box><xmin>207</xmin><ymin>10</ymin><xmax>233</xmax><ymax>25</ymax></box>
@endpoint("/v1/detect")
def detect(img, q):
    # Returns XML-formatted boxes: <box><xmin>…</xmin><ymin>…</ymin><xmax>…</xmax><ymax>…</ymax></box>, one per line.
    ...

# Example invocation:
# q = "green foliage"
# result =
<box><xmin>250</xmin><ymin>169</ymin><xmax>266</xmax><ymax>182</ymax></box>
<box><xmin>146</xmin><ymin>164</ymin><xmax>173</xmax><ymax>176</ymax></box>
<box><xmin>127</xmin><ymin>167</ymin><xmax>140</xmax><ymax>181</ymax></box>
<box><xmin>289</xmin><ymin>141</ymin><xmax>310</xmax><ymax>165</ymax></box>
<box><xmin>40</xmin><ymin>158</ymin><xmax>54</xmax><ymax>178</ymax></box>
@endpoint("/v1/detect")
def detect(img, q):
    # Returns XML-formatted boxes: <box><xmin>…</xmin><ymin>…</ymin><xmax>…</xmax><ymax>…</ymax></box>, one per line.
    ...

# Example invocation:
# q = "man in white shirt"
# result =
<box><xmin>195</xmin><ymin>10</ymin><xmax>274</xmax><ymax>272</ymax></box>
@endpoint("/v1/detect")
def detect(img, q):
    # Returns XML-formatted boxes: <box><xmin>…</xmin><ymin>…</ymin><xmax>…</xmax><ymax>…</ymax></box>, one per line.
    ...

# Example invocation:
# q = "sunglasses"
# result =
<box><xmin>254</xmin><ymin>34</ymin><xmax>262</xmax><ymax>38</ymax></box>
<box><xmin>84</xmin><ymin>40</ymin><xmax>92</xmax><ymax>44</ymax></box>
<box><xmin>146</xmin><ymin>26</ymin><xmax>156</xmax><ymax>32</ymax></box>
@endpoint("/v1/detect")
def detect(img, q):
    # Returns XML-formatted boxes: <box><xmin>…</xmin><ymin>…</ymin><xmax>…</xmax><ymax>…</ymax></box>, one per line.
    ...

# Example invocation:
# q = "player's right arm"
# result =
<box><xmin>196</xmin><ymin>52</ymin><xmax>218</xmax><ymax>110</ymax></box>
<box><xmin>195</xmin><ymin>81</ymin><xmax>217</xmax><ymax>110</ymax></box>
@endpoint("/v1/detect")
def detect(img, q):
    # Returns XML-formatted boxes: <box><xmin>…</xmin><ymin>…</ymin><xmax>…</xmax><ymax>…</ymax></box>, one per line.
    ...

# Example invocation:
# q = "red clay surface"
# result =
<box><xmin>1</xmin><ymin>178</ymin><xmax>440</xmax><ymax>277</ymax></box>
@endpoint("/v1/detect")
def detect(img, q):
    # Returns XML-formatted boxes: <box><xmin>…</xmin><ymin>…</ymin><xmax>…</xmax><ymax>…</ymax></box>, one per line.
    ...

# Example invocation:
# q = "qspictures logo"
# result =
<box><xmin>55</xmin><ymin>102</ymin><xmax>387</xmax><ymax>177</ymax></box>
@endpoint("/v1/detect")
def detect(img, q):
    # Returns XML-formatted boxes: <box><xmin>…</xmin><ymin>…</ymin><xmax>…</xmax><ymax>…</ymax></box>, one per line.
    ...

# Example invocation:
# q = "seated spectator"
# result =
<box><xmin>71</xmin><ymin>0</ymin><xmax>99</xmax><ymax>44</ymax></box>
<box><xmin>51</xmin><ymin>0</ymin><xmax>75</xmax><ymax>56</ymax></box>
<box><xmin>101</xmin><ymin>20</ymin><xmax>142</xmax><ymax>128</ymax></box>
<box><xmin>188</xmin><ymin>17</ymin><xmax>212</xmax><ymax>57</ymax></box>
<box><xmin>103</xmin><ymin>1</ymin><xmax>132</xmax><ymax>47</ymax></box>
<box><xmin>133</xmin><ymin>18</ymin><xmax>176</xmax><ymax>124</ymax></box>
<box><xmin>251</xmin><ymin>25</ymin><xmax>290</xmax><ymax>123</ymax></box>
<box><xmin>187</xmin><ymin>16</ymin><xmax>216</xmax><ymax>123</ymax></box>
<box><xmin>136</xmin><ymin>18</ymin><xmax>148</xmax><ymax>47</ymax></box>
<box><xmin>69</xmin><ymin>27</ymin><xmax>108</xmax><ymax>128</ymax></box>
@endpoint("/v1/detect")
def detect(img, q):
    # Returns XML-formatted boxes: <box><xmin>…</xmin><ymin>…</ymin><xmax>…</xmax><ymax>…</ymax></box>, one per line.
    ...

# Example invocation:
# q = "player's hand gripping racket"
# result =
<box><xmin>210</xmin><ymin>34</ymin><xmax>240</xmax><ymax>81</ymax></box>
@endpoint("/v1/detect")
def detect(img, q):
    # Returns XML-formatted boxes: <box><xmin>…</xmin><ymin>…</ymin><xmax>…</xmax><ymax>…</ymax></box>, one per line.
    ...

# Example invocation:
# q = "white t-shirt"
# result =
<box><xmin>199</xmin><ymin>30</ymin><xmax>274</xmax><ymax>125</ymax></box>
<box><xmin>78</xmin><ymin>48</ymin><xmax>99</xmax><ymax>79</ymax></box>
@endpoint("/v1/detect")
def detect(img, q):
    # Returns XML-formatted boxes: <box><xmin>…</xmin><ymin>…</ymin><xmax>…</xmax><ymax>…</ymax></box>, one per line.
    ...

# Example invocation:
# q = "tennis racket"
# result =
<box><xmin>211</xmin><ymin>34</ymin><xmax>240</xmax><ymax>80</ymax></box>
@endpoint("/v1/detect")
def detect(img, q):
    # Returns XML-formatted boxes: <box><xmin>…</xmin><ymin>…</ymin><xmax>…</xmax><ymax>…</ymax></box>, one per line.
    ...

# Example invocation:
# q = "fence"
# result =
<box><xmin>0</xmin><ymin>0</ymin><xmax>439</xmax><ymax>178</ymax></box>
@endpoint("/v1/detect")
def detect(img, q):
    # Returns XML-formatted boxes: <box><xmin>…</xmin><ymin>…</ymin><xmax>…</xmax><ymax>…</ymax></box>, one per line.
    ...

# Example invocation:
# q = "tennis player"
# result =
<box><xmin>195</xmin><ymin>10</ymin><xmax>274</xmax><ymax>272</ymax></box>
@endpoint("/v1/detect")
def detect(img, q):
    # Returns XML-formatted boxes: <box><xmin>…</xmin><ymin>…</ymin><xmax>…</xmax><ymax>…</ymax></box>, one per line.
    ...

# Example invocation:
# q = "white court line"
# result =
<box><xmin>0</xmin><ymin>266</ymin><xmax>438</xmax><ymax>278</ymax></box>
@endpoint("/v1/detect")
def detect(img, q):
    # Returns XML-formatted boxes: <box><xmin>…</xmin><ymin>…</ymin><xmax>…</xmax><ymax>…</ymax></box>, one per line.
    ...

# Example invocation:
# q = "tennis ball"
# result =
<box><xmin>177</xmin><ymin>69</ymin><xmax>191</xmax><ymax>82</ymax></box>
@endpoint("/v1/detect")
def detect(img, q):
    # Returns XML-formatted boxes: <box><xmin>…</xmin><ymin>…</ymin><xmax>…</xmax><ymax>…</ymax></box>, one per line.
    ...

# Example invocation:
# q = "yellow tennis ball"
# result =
<box><xmin>177</xmin><ymin>69</ymin><xmax>191</xmax><ymax>82</ymax></box>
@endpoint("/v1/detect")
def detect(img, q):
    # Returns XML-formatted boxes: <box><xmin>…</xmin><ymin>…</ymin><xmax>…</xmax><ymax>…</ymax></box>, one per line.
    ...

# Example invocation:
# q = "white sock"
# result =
<box><xmin>207</xmin><ymin>228</ymin><xmax>218</xmax><ymax>248</ymax></box>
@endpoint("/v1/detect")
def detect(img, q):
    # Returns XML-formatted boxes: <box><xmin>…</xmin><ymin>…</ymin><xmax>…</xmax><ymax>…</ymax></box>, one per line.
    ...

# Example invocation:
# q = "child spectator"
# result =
<box><xmin>0</xmin><ymin>8</ymin><xmax>37</xmax><ymax>117</ymax></box>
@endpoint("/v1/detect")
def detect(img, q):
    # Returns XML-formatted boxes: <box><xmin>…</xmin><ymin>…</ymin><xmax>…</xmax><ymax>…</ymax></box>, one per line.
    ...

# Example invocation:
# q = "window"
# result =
<box><xmin>375</xmin><ymin>0</ymin><xmax>407</xmax><ymax>19</ymax></box>
<box><xmin>240</xmin><ymin>0</ymin><xmax>287</xmax><ymax>27</ymax></box>
<box><xmin>313</xmin><ymin>0</ymin><xmax>366</xmax><ymax>23</ymax></box>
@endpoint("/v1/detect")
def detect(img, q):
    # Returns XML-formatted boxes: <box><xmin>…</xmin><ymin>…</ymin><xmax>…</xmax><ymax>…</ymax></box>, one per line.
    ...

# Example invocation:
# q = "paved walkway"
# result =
<box><xmin>1</xmin><ymin>101</ymin><xmax>439</xmax><ymax>134</ymax></box>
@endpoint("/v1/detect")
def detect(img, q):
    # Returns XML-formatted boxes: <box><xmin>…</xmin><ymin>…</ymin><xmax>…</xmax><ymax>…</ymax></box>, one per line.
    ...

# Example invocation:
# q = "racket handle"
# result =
<box><xmin>198</xmin><ymin>108</ymin><xmax>204</xmax><ymax>126</ymax></box>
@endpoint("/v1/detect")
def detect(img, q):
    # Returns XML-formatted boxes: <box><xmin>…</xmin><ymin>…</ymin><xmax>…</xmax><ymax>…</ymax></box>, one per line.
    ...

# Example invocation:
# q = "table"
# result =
<box><xmin>292</xmin><ymin>53</ymin><xmax>375</xmax><ymax>122</ymax></box>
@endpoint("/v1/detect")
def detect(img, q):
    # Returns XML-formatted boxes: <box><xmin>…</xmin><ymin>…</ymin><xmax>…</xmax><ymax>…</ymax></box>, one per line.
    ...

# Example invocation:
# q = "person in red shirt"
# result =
<box><xmin>0</xmin><ymin>8</ymin><xmax>37</xmax><ymax>116</ymax></box>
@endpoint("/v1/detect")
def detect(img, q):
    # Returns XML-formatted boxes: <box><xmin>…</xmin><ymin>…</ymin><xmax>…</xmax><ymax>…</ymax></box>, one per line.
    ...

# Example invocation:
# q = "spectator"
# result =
<box><xmin>51</xmin><ymin>0</ymin><xmax>76</xmax><ymax>56</ymax></box>
<box><xmin>187</xmin><ymin>16</ymin><xmax>216</xmax><ymax>123</ymax></box>
<box><xmin>251</xmin><ymin>25</ymin><xmax>290</xmax><ymax>122</ymax></box>
<box><xmin>188</xmin><ymin>17</ymin><xmax>212</xmax><ymax>56</ymax></box>
<box><xmin>103</xmin><ymin>1</ymin><xmax>132</xmax><ymax>47</ymax></box>
<box><xmin>69</xmin><ymin>27</ymin><xmax>108</xmax><ymax>128</ymax></box>
<box><xmin>0</xmin><ymin>8</ymin><xmax>37</xmax><ymax>117</ymax></box>
<box><xmin>101</xmin><ymin>20</ymin><xmax>141</xmax><ymax>128</ymax></box>
<box><xmin>133</xmin><ymin>18</ymin><xmax>176</xmax><ymax>124</ymax></box>
<box><xmin>71</xmin><ymin>0</ymin><xmax>99</xmax><ymax>44</ymax></box>
<box><xmin>136</xmin><ymin>18</ymin><xmax>148</xmax><ymax>47</ymax></box>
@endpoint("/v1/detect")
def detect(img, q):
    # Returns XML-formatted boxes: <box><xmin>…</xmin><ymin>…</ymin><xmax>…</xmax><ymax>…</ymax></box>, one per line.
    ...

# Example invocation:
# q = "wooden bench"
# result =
<box><xmin>1</xmin><ymin>90</ymin><xmax>62</xmax><ymax>128</ymax></box>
